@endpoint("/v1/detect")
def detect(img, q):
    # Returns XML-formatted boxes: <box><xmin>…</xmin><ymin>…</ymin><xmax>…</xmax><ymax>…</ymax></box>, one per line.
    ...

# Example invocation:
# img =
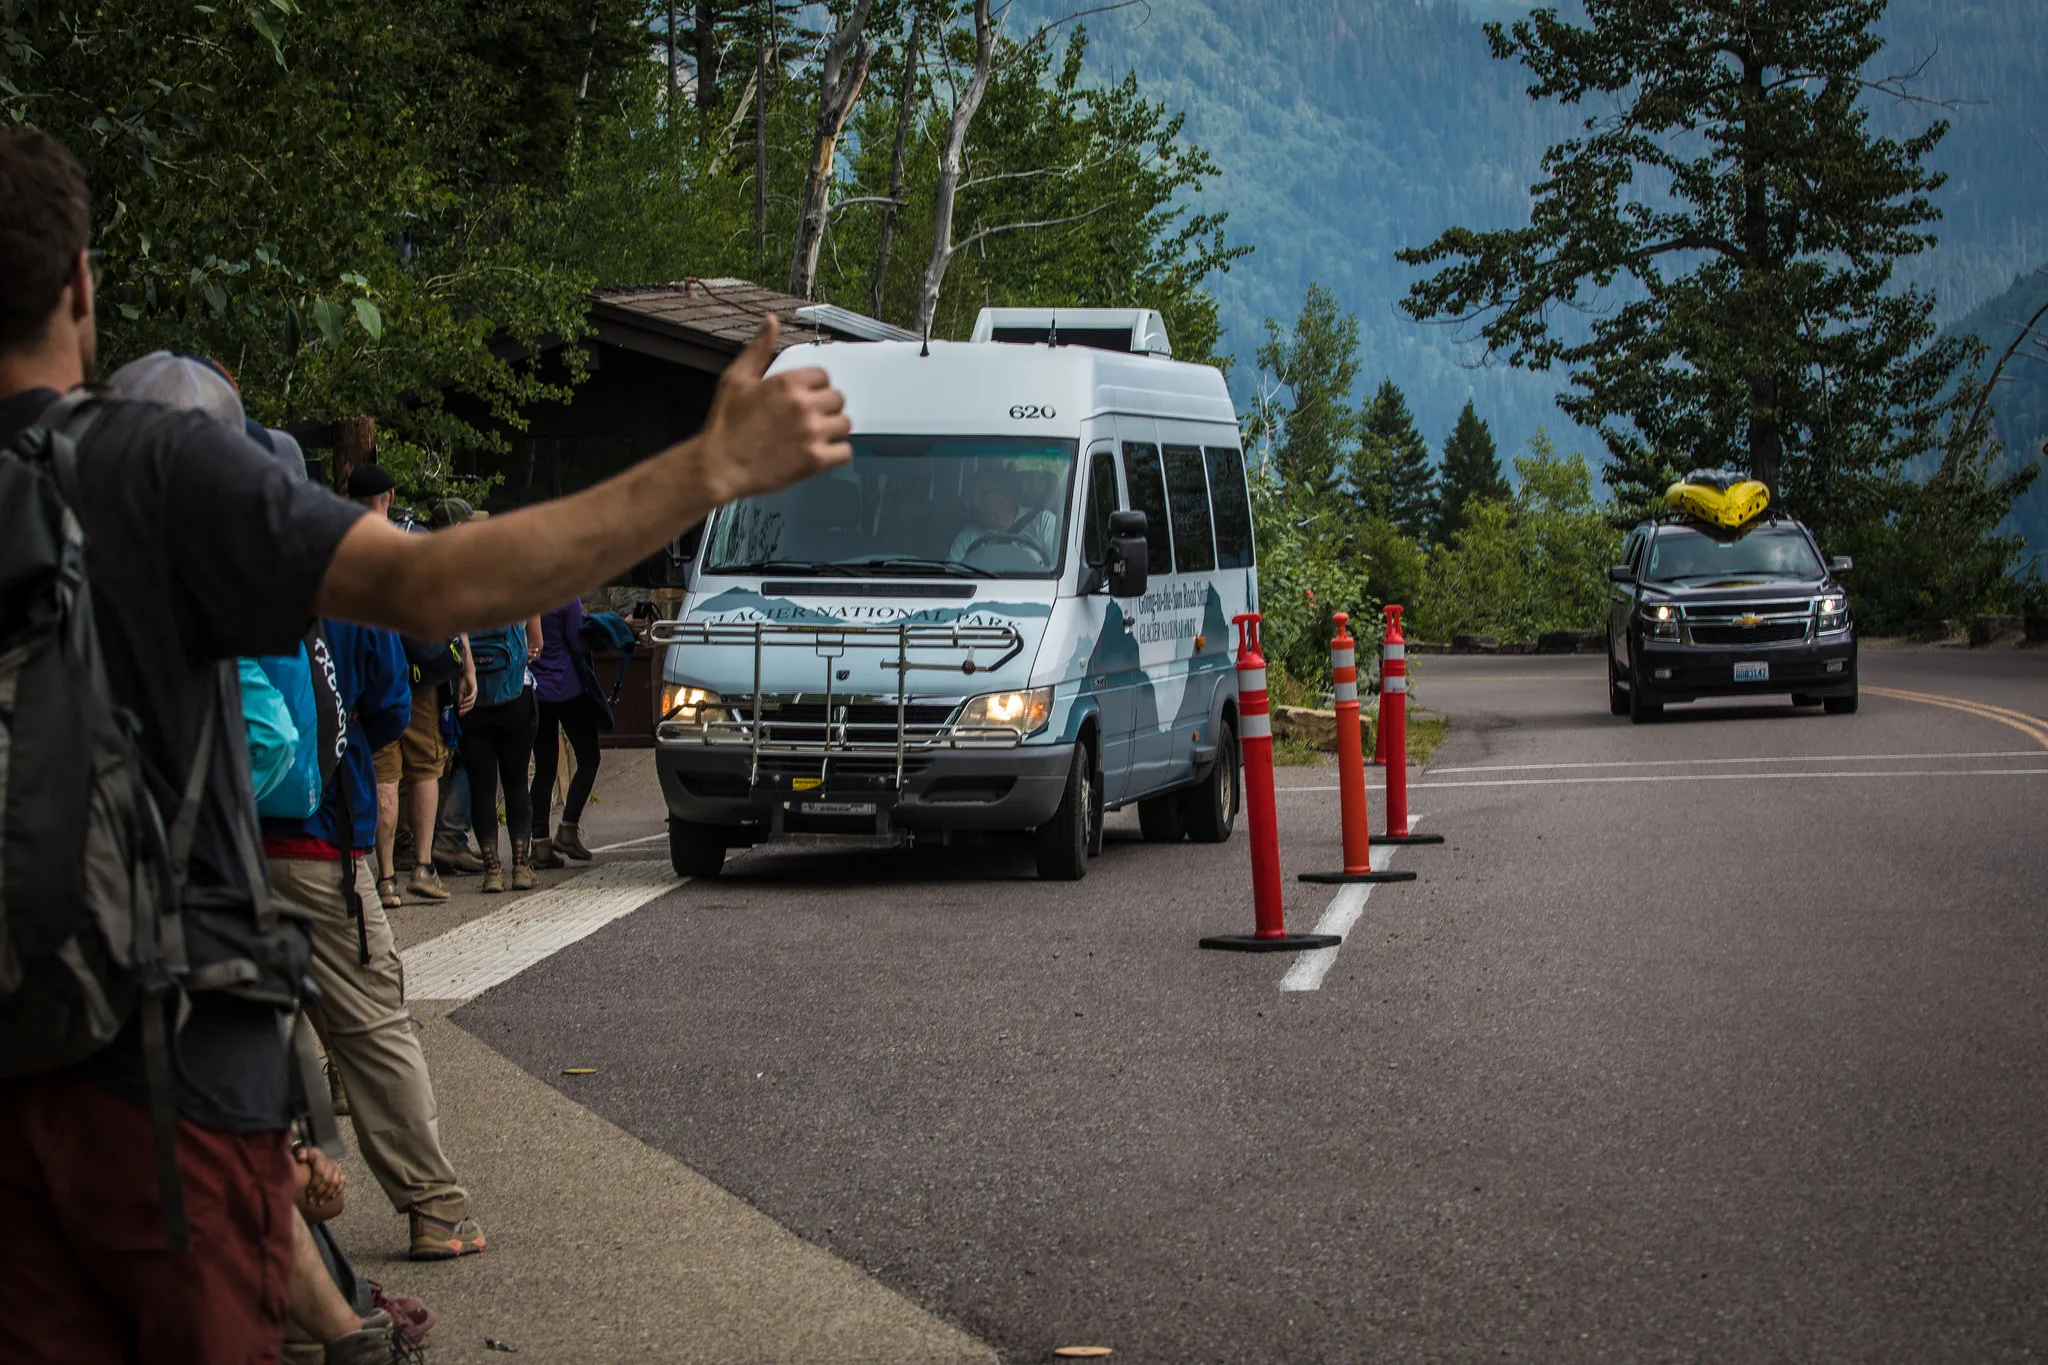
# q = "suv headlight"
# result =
<box><xmin>1639</xmin><ymin>601</ymin><xmax>1680</xmax><ymax>642</ymax></box>
<box><xmin>660</xmin><ymin>682</ymin><xmax>725</xmax><ymax>725</ymax></box>
<box><xmin>1818</xmin><ymin>595</ymin><xmax>1850</xmax><ymax>634</ymax></box>
<box><xmin>956</xmin><ymin>687</ymin><xmax>1053</xmax><ymax>736</ymax></box>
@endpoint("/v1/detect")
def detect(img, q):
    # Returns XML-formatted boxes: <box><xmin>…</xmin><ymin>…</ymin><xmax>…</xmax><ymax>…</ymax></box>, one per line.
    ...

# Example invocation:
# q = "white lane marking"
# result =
<box><xmin>404</xmin><ymin>860</ymin><xmax>679</xmax><ymax>1003</ymax></box>
<box><xmin>1275</xmin><ymin>767</ymin><xmax>2048</xmax><ymax>793</ymax></box>
<box><xmin>1279</xmin><ymin>821</ymin><xmax>1420</xmax><ymax>994</ymax></box>
<box><xmin>587</xmin><ymin>831</ymin><xmax>668</xmax><ymax>853</ymax></box>
<box><xmin>1428</xmin><ymin>750</ymin><xmax>2040</xmax><ymax>775</ymax></box>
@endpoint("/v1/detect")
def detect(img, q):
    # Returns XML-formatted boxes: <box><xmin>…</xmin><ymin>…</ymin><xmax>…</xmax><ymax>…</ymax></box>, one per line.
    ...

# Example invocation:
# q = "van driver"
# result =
<box><xmin>947</xmin><ymin>469</ymin><xmax>1059</xmax><ymax>566</ymax></box>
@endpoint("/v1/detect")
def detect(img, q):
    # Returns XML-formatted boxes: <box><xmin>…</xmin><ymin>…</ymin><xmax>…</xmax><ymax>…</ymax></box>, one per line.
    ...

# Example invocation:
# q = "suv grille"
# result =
<box><xmin>1690</xmin><ymin>622</ymin><xmax>1809</xmax><ymax>646</ymax></box>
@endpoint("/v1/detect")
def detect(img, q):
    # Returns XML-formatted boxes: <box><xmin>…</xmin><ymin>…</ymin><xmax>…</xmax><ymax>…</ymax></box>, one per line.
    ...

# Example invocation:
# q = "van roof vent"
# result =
<box><xmin>969</xmin><ymin>307</ymin><xmax>1172</xmax><ymax>358</ymax></box>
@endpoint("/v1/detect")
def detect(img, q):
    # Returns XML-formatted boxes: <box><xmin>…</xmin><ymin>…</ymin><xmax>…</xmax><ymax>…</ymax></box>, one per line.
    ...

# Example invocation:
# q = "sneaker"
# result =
<box><xmin>408</xmin><ymin>1206</ymin><xmax>486</xmax><ymax>1260</ymax></box>
<box><xmin>432</xmin><ymin>836</ymin><xmax>483</xmax><ymax>875</ymax></box>
<box><xmin>376</xmin><ymin>876</ymin><xmax>401</xmax><ymax>910</ymax></box>
<box><xmin>324</xmin><ymin>1310</ymin><xmax>425</xmax><ymax>1364</ymax></box>
<box><xmin>554</xmin><ymin>821</ymin><xmax>593</xmax><ymax>861</ymax></box>
<box><xmin>406</xmin><ymin>864</ymin><xmax>450</xmax><ymax>901</ymax></box>
<box><xmin>326</xmin><ymin>1059</ymin><xmax>350</xmax><ymax>1117</ymax></box>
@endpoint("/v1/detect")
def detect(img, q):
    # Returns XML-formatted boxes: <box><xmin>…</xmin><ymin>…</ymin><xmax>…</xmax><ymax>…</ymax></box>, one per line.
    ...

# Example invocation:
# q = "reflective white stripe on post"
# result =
<box><xmin>1331</xmin><ymin>648</ymin><xmax>1356</xmax><ymax>669</ymax></box>
<box><xmin>1240</xmin><ymin>711</ymin><xmax>1273</xmax><ymax>739</ymax></box>
<box><xmin>1384</xmin><ymin>675</ymin><xmax>1407</xmax><ymax>694</ymax></box>
<box><xmin>1334</xmin><ymin>681</ymin><xmax>1358</xmax><ymax>703</ymax></box>
<box><xmin>1384</xmin><ymin>643</ymin><xmax>1406</xmax><ymax>662</ymax></box>
<box><xmin>1236</xmin><ymin>667</ymin><xmax>1268</xmax><ymax>695</ymax></box>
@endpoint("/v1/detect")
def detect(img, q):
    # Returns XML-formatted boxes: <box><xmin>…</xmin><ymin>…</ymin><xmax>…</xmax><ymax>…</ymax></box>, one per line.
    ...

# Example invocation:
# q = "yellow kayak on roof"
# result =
<box><xmin>1665</xmin><ymin>469</ymin><xmax>1769</xmax><ymax>530</ymax></box>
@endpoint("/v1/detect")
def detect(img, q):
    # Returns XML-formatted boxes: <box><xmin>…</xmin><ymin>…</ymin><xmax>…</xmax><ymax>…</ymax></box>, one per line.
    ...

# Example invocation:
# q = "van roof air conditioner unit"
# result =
<box><xmin>969</xmin><ymin>307</ymin><xmax>1173</xmax><ymax>358</ymax></box>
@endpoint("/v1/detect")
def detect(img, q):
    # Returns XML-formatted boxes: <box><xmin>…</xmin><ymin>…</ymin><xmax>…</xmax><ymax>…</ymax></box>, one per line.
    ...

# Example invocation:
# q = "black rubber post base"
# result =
<box><xmin>1371</xmin><ymin>833</ymin><xmax>1445</xmax><ymax>845</ymax></box>
<box><xmin>1199</xmin><ymin>933</ymin><xmax>1343</xmax><ymax>953</ymax></box>
<box><xmin>1298</xmin><ymin>869</ymin><xmax>1418</xmax><ymax>885</ymax></box>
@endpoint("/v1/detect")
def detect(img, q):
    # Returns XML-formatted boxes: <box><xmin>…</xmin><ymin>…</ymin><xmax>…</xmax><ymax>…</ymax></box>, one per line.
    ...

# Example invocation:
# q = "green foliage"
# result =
<box><xmin>1414</xmin><ymin>434</ymin><xmax>1621</xmax><ymax>640</ymax></box>
<box><xmin>1246</xmin><ymin>283</ymin><xmax>1359</xmax><ymax>497</ymax></box>
<box><xmin>1433</xmin><ymin>399</ymin><xmax>1508</xmax><ymax>543</ymax></box>
<box><xmin>1351</xmin><ymin>379</ymin><xmax>1435</xmax><ymax>539</ymax></box>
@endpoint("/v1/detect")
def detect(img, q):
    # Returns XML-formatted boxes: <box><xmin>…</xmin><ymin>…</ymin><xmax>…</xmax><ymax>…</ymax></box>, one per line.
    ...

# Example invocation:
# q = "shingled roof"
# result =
<box><xmin>590</xmin><ymin>279</ymin><xmax>915</xmax><ymax>370</ymax></box>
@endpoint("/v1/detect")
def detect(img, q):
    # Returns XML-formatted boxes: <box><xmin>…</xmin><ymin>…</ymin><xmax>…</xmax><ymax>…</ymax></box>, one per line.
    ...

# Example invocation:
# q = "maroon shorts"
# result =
<box><xmin>0</xmin><ymin>1071</ymin><xmax>294</xmax><ymax>1364</ymax></box>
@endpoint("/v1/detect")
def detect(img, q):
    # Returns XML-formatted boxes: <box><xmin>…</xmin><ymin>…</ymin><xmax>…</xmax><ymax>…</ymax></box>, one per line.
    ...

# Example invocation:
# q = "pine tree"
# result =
<box><xmin>1433</xmin><ymin>399</ymin><xmax>1509</xmax><ymax>543</ymax></box>
<box><xmin>1250</xmin><ymin>283</ymin><xmax>1362</xmax><ymax>500</ymax></box>
<box><xmin>1352</xmin><ymin>379</ymin><xmax>1436</xmax><ymax>539</ymax></box>
<box><xmin>1398</xmin><ymin>0</ymin><xmax>1975</xmax><ymax>540</ymax></box>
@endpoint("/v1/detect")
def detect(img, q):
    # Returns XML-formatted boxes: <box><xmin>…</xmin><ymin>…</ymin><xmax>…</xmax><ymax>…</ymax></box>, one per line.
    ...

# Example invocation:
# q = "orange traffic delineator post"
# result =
<box><xmin>1300</xmin><ymin>613</ymin><xmax>1416</xmax><ymax>885</ymax></box>
<box><xmin>1201</xmin><ymin>613</ymin><xmax>1342</xmax><ymax>953</ymax></box>
<box><xmin>1372</xmin><ymin>604</ymin><xmax>1444</xmax><ymax>846</ymax></box>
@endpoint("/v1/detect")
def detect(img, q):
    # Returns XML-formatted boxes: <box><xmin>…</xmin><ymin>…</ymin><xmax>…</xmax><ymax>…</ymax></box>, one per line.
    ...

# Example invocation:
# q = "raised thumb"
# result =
<box><xmin>726</xmin><ymin>315</ymin><xmax>781</xmax><ymax>385</ymax></box>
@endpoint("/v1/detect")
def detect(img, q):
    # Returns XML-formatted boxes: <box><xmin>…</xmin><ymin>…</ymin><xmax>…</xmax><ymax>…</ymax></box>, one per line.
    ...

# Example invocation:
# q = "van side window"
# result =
<box><xmin>1204</xmin><ymin>446</ymin><xmax>1255</xmax><ymax>569</ymax></box>
<box><xmin>1162</xmin><ymin>444</ymin><xmax>1216</xmax><ymax>573</ymax></box>
<box><xmin>1082</xmin><ymin>448</ymin><xmax>1119</xmax><ymax>567</ymax></box>
<box><xmin>1122</xmin><ymin>442</ymin><xmax>1174</xmax><ymax>575</ymax></box>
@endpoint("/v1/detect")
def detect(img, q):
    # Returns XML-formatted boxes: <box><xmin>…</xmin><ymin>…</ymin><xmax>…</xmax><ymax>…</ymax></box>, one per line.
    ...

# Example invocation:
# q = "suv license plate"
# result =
<box><xmin>799</xmin><ymin>801</ymin><xmax>877</xmax><ymax>816</ymax></box>
<box><xmin>1734</xmin><ymin>661</ymin><xmax>1769</xmax><ymax>682</ymax></box>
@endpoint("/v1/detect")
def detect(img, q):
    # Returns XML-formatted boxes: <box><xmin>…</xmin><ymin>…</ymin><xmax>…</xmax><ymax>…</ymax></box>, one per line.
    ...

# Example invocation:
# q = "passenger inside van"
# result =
<box><xmin>947</xmin><ymin>468</ymin><xmax>1059</xmax><ymax>567</ymax></box>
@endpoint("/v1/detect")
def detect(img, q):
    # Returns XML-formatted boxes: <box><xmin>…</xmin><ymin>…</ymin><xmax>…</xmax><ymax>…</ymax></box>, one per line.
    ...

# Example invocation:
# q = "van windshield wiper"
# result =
<box><xmin>849</xmin><ymin>556</ymin><xmax>1000</xmax><ymax>579</ymax></box>
<box><xmin>711</xmin><ymin>559</ymin><xmax>862</xmax><ymax>577</ymax></box>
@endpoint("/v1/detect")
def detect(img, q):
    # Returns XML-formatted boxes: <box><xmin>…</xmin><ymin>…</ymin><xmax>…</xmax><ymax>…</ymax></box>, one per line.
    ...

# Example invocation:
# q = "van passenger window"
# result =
<box><xmin>1162</xmin><ymin>444</ymin><xmax>1216</xmax><ymax>573</ymax></box>
<box><xmin>1083</xmin><ymin>448</ymin><xmax>1119</xmax><ymax>566</ymax></box>
<box><xmin>1122</xmin><ymin>442</ymin><xmax>1174</xmax><ymax>575</ymax></box>
<box><xmin>1203</xmin><ymin>446</ymin><xmax>1255</xmax><ymax>569</ymax></box>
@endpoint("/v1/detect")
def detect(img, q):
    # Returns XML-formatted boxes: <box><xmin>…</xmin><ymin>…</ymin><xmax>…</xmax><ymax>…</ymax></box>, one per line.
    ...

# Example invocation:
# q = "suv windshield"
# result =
<box><xmin>702</xmin><ymin>435</ymin><xmax>1079</xmax><ymax>578</ymax></box>
<box><xmin>1643</xmin><ymin>525</ymin><xmax>1823</xmax><ymax>584</ymax></box>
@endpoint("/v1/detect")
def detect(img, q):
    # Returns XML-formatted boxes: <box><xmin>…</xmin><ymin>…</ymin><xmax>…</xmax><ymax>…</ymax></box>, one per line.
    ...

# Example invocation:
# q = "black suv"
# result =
<box><xmin>1606</xmin><ymin>514</ymin><xmax>1857</xmax><ymax>722</ymax></box>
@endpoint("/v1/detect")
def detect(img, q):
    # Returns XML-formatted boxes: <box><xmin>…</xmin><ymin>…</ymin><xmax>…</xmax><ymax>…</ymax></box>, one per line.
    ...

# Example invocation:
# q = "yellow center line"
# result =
<box><xmin>1864</xmin><ymin>686</ymin><xmax>2048</xmax><ymax>750</ymax></box>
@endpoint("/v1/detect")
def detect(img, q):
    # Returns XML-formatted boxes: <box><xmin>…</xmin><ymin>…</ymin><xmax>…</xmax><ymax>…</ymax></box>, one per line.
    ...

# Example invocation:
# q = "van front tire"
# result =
<box><xmin>669</xmin><ymin>817</ymin><xmax>726</xmax><ymax>879</ymax></box>
<box><xmin>1034</xmin><ymin>748</ymin><xmax>1093</xmax><ymax>881</ymax></box>
<box><xmin>1183</xmin><ymin>722</ymin><xmax>1239</xmax><ymax>843</ymax></box>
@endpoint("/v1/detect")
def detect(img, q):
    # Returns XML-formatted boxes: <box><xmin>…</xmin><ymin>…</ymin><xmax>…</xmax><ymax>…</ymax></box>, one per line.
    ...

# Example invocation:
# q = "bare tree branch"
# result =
<box><xmin>951</xmin><ymin>204</ymin><xmax>1106</xmax><ymax>255</ymax></box>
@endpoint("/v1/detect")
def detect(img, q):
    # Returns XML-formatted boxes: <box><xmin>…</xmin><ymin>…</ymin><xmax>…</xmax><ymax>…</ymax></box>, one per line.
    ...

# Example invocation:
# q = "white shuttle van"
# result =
<box><xmin>651</xmin><ymin>307</ymin><xmax>1259</xmax><ymax>880</ymax></box>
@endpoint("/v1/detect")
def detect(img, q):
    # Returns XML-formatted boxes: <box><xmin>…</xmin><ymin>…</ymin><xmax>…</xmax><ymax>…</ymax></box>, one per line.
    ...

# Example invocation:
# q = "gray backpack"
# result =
<box><xmin>0</xmin><ymin>392</ymin><xmax>330</xmax><ymax>1248</ymax></box>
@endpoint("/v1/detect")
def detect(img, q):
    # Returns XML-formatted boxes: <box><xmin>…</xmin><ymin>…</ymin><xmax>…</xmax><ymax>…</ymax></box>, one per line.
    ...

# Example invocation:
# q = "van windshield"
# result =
<box><xmin>702</xmin><ymin>436</ymin><xmax>1079</xmax><ymax>578</ymax></box>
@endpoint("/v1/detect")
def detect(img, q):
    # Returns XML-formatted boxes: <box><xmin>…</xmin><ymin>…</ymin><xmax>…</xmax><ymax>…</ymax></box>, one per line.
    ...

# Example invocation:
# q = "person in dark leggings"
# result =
<box><xmin>462</xmin><ymin>616</ymin><xmax>541</xmax><ymax>892</ymax></box>
<box><xmin>529</xmin><ymin>598</ymin><xmax>602</xmax><ymax>865</ymax></box>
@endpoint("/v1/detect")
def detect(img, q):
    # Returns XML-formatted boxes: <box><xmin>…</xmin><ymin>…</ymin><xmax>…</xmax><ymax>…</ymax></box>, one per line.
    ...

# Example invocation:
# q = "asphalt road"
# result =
<box><xmin>458</xmin><ymin>646</ymin><xmax>2048</xmax><ymax>1363</ymax></box>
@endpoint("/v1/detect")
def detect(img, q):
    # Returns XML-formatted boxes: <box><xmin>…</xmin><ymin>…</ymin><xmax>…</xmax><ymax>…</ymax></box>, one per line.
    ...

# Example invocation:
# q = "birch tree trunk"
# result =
<box><xmin>870</xmin><ymin>9</ymin><xmax>921</xmax><ymax>321</ymax></box>
<box><xmin>786</xmin><ymin>0</ymin><xmax>875</xmax><ymax>299</ymax></box>
<box><xmin>753</xmin><ymin>3</ymin><xmax>770</xmax><ymax>257</ymax></box>
<box><xmin>913</xmin><ymin>0</ymin><xmax>995</xmax><ymax>338</ymax></box>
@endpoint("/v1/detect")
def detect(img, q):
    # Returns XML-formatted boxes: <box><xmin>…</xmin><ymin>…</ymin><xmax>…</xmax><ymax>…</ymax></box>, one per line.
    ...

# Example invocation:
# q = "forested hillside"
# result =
<box><xmin>1020</xmin><ymin>0</ymin><xmax>2048</xmax><ymax>482</ymax></box>
<box><xmin>1955</xmin><ymin>267</ymin><xmax>2048</xmax><ymax>567</ymax></box>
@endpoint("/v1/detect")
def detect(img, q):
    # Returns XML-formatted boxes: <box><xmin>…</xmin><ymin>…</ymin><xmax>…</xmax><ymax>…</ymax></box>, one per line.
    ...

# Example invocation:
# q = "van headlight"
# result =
<box><xmin>1640</xmin><ymin>601</ymin><xmax>1680</xmax><ymax>642</ymax></box>
<box><xmin>660</xmin><ymin>682</ymin><xmax>725</xmax><ymax>725</ymax></box>
<box><xmin>956</xmin><ymin>687</ymin><xmax>1053</xmax><ymax>736</ymax></box>
<box><xmin>1818</xmin><ymin>595</ymin><xmax>1850</xmax><ymax>634</ymax></box>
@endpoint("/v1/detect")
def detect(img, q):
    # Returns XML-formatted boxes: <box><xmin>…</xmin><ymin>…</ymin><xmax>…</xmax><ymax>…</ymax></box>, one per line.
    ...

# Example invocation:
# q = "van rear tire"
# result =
<box><xmin>1138</xmin><ymin>792</ymin><xmax>1187</xmax><ymax>843</ymax></box>
<box><xmin>669</xmin><ymin>818</ymin><xmax>726</xmax><ymax>879</ymax></box>
<box><xmin>1182</xmin><ymin>722</ymin><xmax>1239</xmax><ymax>843</ymax></box>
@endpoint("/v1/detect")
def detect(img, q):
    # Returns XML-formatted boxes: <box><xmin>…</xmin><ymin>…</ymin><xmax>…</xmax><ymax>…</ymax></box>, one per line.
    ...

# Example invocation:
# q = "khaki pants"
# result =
<box><xmin>266</xmin><ymin>856</ymin><xmax>470</xmax><ymax>1221</ymax></box>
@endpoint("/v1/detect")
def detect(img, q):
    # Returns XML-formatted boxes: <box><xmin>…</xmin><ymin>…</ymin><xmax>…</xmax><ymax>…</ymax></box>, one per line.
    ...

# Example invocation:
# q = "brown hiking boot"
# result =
<box><xmin>432</xmin><ymin>835</ymin><xmax>483</xmax><ymax>875</ymax></box>
<box><xmin>406</xmin><ymin>865</ymin><xmax>449</xmax><ymax>901</ymax></box>
<box><xmin>408</xmin><ymin>1207</ymin><xmax>486</xmax><ymax>1261</ymax></box>
<box><xmin>554</xmin><ymin>820</ymin><xmax>592</xmax><ymax>861</ymax></box>
<box><xmin>511</xmin><ymin>840</ymin><xmax>537</xmax><ymax>891</ymax></box>
<box><xmin>530</xmin><ymin>834</ymin><xmax>564</xmax><ymax>870</ymax></box>
<box><xmin>479</xmin><ymin>847</ymin><xmax>504</xmax><ymax>894</ymax></box>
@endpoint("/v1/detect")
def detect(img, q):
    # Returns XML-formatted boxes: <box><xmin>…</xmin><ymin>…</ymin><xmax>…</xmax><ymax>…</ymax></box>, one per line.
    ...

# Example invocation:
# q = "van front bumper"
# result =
<box><xmin>655</xmin><ymin>742</ymin><xmax>1075</xmax><ymax>836</ymax></box>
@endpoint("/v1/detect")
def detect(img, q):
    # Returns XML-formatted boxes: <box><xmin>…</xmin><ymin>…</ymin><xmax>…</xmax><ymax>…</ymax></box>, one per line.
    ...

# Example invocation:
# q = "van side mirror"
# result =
<box><xmin>1607</xmin><ymin>564</ymin><xmax>1635</xmax><ymax>583</ymax></box>
<box><xmin>1104</xmin><ymin>510</ymin><xmax>1149</xmax><ymax>598</ymax></box>
<box><xmin>1829</xmin><ymin>555</ymin><xmax>1854</xmax><ymax>574</ymax></box>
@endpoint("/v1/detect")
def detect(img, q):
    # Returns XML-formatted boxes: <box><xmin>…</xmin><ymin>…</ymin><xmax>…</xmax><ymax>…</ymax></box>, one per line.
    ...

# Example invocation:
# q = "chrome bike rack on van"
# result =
<box><xmin>646</xmin><ymin>619</ymin><xmax>1027</xmax><ymax>789</ymax></box>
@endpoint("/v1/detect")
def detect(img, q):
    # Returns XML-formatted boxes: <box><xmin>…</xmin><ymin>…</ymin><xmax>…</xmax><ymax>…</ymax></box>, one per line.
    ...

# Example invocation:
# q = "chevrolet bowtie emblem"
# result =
<box><xmin>1737</xmin><ymin>614</ymin><xmax>1762</xmax><ymax>627</ymax></box>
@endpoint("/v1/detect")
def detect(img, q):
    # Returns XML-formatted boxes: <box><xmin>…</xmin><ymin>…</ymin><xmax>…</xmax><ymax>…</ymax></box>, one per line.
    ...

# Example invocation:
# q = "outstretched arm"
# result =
<box><xmin>315</xmin><ymin>319</ymin><xmax>850</xmax><ymax>638</ymax></box>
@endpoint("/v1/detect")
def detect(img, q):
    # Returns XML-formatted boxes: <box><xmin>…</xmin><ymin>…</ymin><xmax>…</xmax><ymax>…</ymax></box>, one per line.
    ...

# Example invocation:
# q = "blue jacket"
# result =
<box><xmin>260</xmin><ymin>621</ymin><xmax>409</xmax><ymax>852</ymax></box>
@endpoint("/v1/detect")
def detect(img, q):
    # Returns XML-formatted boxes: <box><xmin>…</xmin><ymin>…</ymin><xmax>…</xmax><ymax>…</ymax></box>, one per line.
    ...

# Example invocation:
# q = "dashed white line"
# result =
<box><xmin>404</xmin><ymin>859</ymin><xmax>680</xmax><ymax>1003</ymax></box>
<box><xmin>587</xmin><ymin>831</ymin><xmax>668</xmax><ymax>854</ymax></box>
<box><xmin>1279</xmin><ymin>820</ymin><xmax>1422</xmax><ymax>994</ymax></box>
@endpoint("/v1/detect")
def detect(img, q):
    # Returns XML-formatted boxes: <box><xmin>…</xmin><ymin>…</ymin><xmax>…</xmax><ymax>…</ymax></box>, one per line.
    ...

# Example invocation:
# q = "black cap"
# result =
<box><xmin>345</xmin><ymin>463</ymin><xmax>395</xmax><ymax>499</ymax></box>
